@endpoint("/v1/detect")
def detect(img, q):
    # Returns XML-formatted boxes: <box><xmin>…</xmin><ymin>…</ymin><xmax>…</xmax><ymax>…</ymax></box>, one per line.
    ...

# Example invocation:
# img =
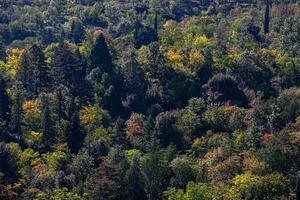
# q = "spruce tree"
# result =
<box><xmin>0</xmin><ymin>36</ymin><xmax>6</xmax><ymax>62</ymax></box>
<box><xmin>0</xmin><ymin>76</ymin><xmax>10</xmax><ymax>141</ymax></box>
<box><xmin>125</xmin><ymin>155</ymin><xmax>146</xmax><ymax>200</ymax></box>
<box><xmin>40</xmin><ymin>93</ymin><xmax>55</xmax><ymax>151</ymax></box>
<box><xmin>111</xmin><ymin>117</ymin><xmax>127</xmax><ymax>147</ymax></box>
<box><xmin>51</xmin><ymin>42</ymin><xmax>88</xmax><ymax>97</ymax></box>
<box><xmin>8</xmin><ymin>83</ymin><xmax>24</xmax><ymax>144</ymax></box>
<box><xmin>16</xmin><ymin>45</ymin><xmax>49</xmax><ymax>98</ymax></box>
<box><xmin>88</xmin><ymin>33</ymin><xmax>113</xmax><ymax>73</ymax></box>
<box><xmin>67</xmin><ymin>97</ymin><xmax>84</xmax><ymax>154</ymax></box>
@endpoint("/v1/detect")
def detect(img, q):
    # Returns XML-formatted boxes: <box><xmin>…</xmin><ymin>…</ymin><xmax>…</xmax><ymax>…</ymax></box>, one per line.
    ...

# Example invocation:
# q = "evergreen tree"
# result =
<box><xmin>50</xmin><ymin>42</ymin><xmax>88</xmax><ymax>97</ymax></box>
<box><xmin>0</xmin><ymin>36</ymin><xmax>6</xmax><ymax>62</ymax></box>
<box><xmin>39</xmin><ymin>93</ymin><xmax>55</xmax><ymax>150</ymax></box>
<box><xmin>16</xmin><ymin>45</ymin><xmax>49</xmax><ymax>98</ymax></box>
<box><xmin>125</xmin><ymin>155</ymin><xmax>146</xmax><ymax>200</ymax></box>
<box><xmin>8</xmin><ymin>83</ymin><xmax>24</xmax><ymax>144</ymax></box>
<box><xmin>142</xmin><ymin>146</ymin><xmax>167</xmax><ymax>200</ymax></box>
<box><xmin>264</xmin><ymin>0</ymin><xmax>271</xmax><ymax>34</ymax></box>
<box><xmin>0</xmin><ymin>76</ymin><xmax>10</xmax><ymax>141</ymax></box>
<box><xmin>85</xmin><ymin>163</ymin><xmax>124</xmax><ymax>200</ymax></box>
<box><xmin>68</xmin><ymin>18</ymin><xmax>85</xmax><ymax>44</ymax></box>
<box><xmin>67</xmin><ymin>97</ymin><xmax>84</xmax><ymax>154</ymax></box>
<box><xmin>110</xmin><ymin>117</ymin><xmax>127</xmax><ymax>147</ymax></box>
<box><xmin>88</xmin><ymin>33</ymin><xmax>113</xmax><ymax>73</ymax></box>
<box><xmin>122</xmin><ymin>53</ymin><xmax>148</xmax><ymax>113</ymax></box>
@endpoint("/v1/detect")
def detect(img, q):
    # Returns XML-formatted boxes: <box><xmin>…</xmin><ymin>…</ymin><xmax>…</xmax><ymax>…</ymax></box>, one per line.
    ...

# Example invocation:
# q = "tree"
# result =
<box><xmin>67</xmin><ymin>97</ymin><xmax>84</xmax><ymax>154</ymax></box>
<box><xmin>263</xmin><ymin>0</ymin><xmax>271</xmax><ymax>34</ymax></box>
<box><xmin>39</xmin><ymin>93</ymin><xmax>55</xmax><ymax>151</ymax></box>
<box><xmin>87</xmin><ymin>33</ymin><xmax>124</xmax><ymax>116</ymax></box>
<box><xmin>125</xmin><ymin>155</ymin><xmax>146</xmax><ymax>200</ymax></box>
<box><xmin>0</xmin><ymin>36</ymin><xmax>6</xmax><ymax>62</ymax></box>
<box><xmin>88</xmin><ymin>34</ymin><xmax>113</xmax><ymax>73</ymax></box>
<box><xmin>50</xmin><ymin>42</ymin><xmax>88</xmax><ymax>97</ymax></box>
<box><xmin>0</xmin><ymin>143</ymin><xmax>18</xmax><ymax>184</ymax></box>
<box><xmin>8</xmin><ymin>84</ymin><xmax>24</xmax><ymax>144</ymax></box>
<box><xmin>121</xmin><ymin>53</ymin><xmax>148</xmax><ymax>113</ymax></box>
<box><xmin>16</xmin><ymin>45</ymin><xmax>49</xmax><ymax>98</ymax></box>
<box><xmin>0</xmin><ymin>76</ymin><xmax>10</xmax><ymax>140</ymax></box>
<box><xmin>206</xmin><ymin>74</ymin><xmax>248</xmax><ymax>107</ymax></box>
<box><xmin>169</xmin><ymin>157</ymin><xmax>195</xmax><ymax>188</ymax></box>
<box><xmin>110</xmin><ymin>117</ymin><xmax>127</xmax><ymax>147</ymax></box>
<box><xmin>142</xmin><ymin>149</ymin><xmax>168</xmax><ymax>200</ymax></box>
<box><xmin>85</xmin><ymin>163</ymin><xmax>125</xmax><ymax>200</ymax></box>
<box><xmin>67</xmin><ymin>18</ymin><xmax>85</xmax><ymax>44</ymax></box>
<box><xmin>155</xmin><ymin>111</ymin><xmax>181</xmax><ymax>147</ymax></box>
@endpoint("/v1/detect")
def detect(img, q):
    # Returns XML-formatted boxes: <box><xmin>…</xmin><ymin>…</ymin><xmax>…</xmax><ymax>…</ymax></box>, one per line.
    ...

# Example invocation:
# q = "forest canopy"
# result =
<box><xmin>0</xmin><ymin>0</ymin><xmax>300</xmax><ymax>199</ymax></box>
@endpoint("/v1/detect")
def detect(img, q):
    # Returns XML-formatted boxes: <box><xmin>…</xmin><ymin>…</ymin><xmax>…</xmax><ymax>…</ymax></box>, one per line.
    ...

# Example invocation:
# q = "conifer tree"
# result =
<box><xmin>125</xmin><ymin>155</ymin><xmax>146</xmax><ymax>200</ymax></box>
<box><xmin>0</xmin><ymin>76</ymin><xmax>10</xmax><ymax>140</ymax></box>
<box><xmin>67</xmin><ymin>97</ymin><xmax>84</xmax><ymax>154</ymax></box>
<box><xmin>40</xmin><ymin>93</ymin><xmax>55</xmax><ymax>150</ymax></box>
<box><xmin>8</xmin><ymin>83</ymin><xmax>24</xmax><ymax>144</ymax></box>
<box><xmin>16</xmin><ymin>45</ymin><xmax>49</xmax><ymax>98</ymax></box>
<box><xmin>88</xmin><ymin>33</ymin><xmax>113</xmax><ymax>73</ymax></box>
<box><xmin>0</xmin><ymin>36</ymin><xmax>6</xmax><ymax>62</ymax></box>
<box><xmin>51</xmin><ymin>42</ymin><xmax>88</xmax><ymax>97</ymax></box>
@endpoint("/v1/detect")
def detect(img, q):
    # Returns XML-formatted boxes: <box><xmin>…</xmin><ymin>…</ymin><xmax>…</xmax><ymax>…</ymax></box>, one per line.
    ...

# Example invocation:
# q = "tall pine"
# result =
<box><xmin>0</xmin><ymin>36</ymin><xmax>6</xmax><ymax>62</ymax></box>
<box><xmin>0</xmin><ymin>76</ymin><xmax>10</xmax><ymax>141</ymax></box>
<box><xmin>16</xmin><ymin>45</ymin><xmax>49</xmax><ymax>98</ymax></box>
<box><xmin>67</xmin><ymin>97</ymin><xmax>84</xmax><ymax>154</ymax></box>
<box><xmin>51</xmin><ymin>42</ymin><xmax>88</xmax><ymax>97</ymax></box>
<box><xmin>40</xmin><ymin>93</ymin><xmax>55</xmax><ymax>151</ymax></box>
<box><xmin>88</xmin><ymin>33</ymin><xmax>113</xmax><ymax>73</ymax></box>
<box><xmin>87</xmin><ymin>34</ymin><xmax>124</xmax><ymax>116</ymax></box>
<box><xmin>8</xmin><ymin>83</ymin><xmax>24</xmax><ymax>144</ymax></box>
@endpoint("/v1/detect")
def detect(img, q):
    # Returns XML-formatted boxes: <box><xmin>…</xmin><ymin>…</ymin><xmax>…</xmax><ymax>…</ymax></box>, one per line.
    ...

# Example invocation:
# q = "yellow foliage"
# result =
<box><xmin>80</xmin><ymin>105</ymin><xmax>98</xmax><ymax>126</ymax></box>
<box><xmin>30</xmin><ymin>131</ymin><xmax>42</xmax><ymax>141</ymax></box>
<box><xmin>164</xmin><ymin>20</ymin><xmax>177</xmax><ymax>29</ymax></box>
<box><xmin>167</xmin><ymin>49</ymin><xmax>183</xmax><ymax>63</ymax></box>
<box><xmin>125</xmin><ymin>149</ymin><xmax>141</xmax><ymax>160</ymax></box>
<box><xmin>23</xmin><ymin>100</ymin><xmax>40</xmax><ymax>113</ymax></box>
<box><xmin>189</xmin><ymin>50</ymin><xmax>204</xmax><ymax>65</ymax></box>
<box><xmin>243</xmin><ymin>153</ymin><xmax>269</xmax><ymax>175</ymax></box>
<box><xmin>194</xmin><ymin>35</ymin><xmax>210</xmax><ymax>47</ymax></box>
<box><xmin>137</xmin><ymin>45</ymin><xmax>150</xmax><ymax>65</ymax></box>
<box><xmin>6</xmin><ymin>48</ymin><xmax>25</xmax><ymax>76</ymax></box>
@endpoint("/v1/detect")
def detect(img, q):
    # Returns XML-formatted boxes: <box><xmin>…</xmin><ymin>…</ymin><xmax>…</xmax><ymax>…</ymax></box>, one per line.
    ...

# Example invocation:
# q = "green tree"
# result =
<box><xmin>67</xmin><ymin>97</ymin><xmax>84</xmax><ymax>154</ymax></box>
<box><xmin>88</xmin><ymin>34</ymin><xmax>113</xmax><ymax>73</ymax></box>
<box><xmin>39</xmin><ymin>93</ymin><xmax>55</xmax><ymax>151</ymax></box>
<box><xmin>125</xmin><ymin>155</ymin><xmax>146</xmax><ymax>200</ymax></box>
<box><xmin>16</xmin><ymin>45</ymin><xmax>49</xmax><ymax>98</ymax></box>
<box><xmin>0</xmin><ymin>76</ymin><xmax>10</xmax><ymax>140</ymax></box>
<box><xmin>85</xmin><ymin>163</ymin><xmax>125</xmax><ymax>200</ymax></box>
<box><xmin>8</xmin><ymin>84</ymin><xmax>24</xmax><ymax>144</ymax></box>
<box><xmin>0</xmin><ymin>36</ymin><xmax>6</xmax><ymax>62</ymax></box>
<box><xmin>50</xmin><ymin>42</ymin><xmax>88</xmax><ymax>97</ymax></box>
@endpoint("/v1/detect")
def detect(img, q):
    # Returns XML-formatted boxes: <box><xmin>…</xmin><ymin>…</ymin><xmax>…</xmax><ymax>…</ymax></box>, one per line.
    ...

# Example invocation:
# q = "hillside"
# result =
<box><xmin>0</xmin><ymin>0</ymin><xmax>300</xmax><ymax>199</ymax></box>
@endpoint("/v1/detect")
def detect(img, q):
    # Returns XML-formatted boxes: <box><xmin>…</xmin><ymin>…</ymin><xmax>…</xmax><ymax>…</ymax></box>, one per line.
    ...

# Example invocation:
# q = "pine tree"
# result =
<box><xmin>8</xmin><ymin>83</ymin><xmax>24</xmax><ymax>144</ymax></box>
<box><xmin>40</xmin><ymin>93</ymin><xmax>55</xmax><ymax>151</ymax></box>
<box><xmin>87</xmin><ymin>33</ymin><xmax>126</xmax><ymax>116</ymax></box>
<box><xmin>264</xmin><ymin>0</ymin><xmax>271</xmax><ymax>34</ymax></box>
<box><xmin>111</xmin><ymin>117</ymin><xmax>127</xmax><ymax>147</ymax></box>
<box><xmin>88</xmin><ymin>33</ymin><xmax>113</xmax><ymax>73</ymax></box>
<box><xmin>0</xmin><ymin>76</ymin><xmax>10</xmax><ymax>140</ymax></box>
<box><xmin>51</xmin><ymin>42</ymin><xmax>88</xmax><ymax>97</ymax></box>
<box><xmin>67</xmin><ymin>97</ymin><xmax>84</xmax><ymax>154</ymax></box>
<box><xmin>125</xmin><ymin>155</ymin><xmax>146</xmax><ymax>200</ymax></box>
<box><xmin>16</xmin><ymin>45</ymin><xmax>49</xmax><ymax>98</ymax></box>
<box><xmin>0</xmin><ymin>36</ymin><xmax>6</xmax><ymax>62</ymax></box>
<box><xmin>69</xmin><ymin>18</ymin><xmax>85</xmax><ymax>44</ymax></box>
